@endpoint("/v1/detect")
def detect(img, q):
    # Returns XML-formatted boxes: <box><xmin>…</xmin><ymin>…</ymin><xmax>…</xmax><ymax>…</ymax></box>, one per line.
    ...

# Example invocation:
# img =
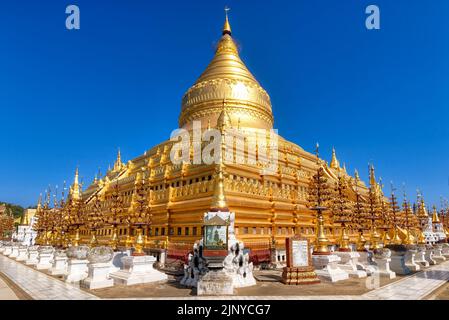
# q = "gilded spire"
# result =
<box><xmin>223</xmin><ymin>7</ymin><xmax>232</xmax><ymax>35</ymax></box>
<box><xmin>354</xmin><ymin>169</ymin><xmax>360</xmax><ymax>182</ymax></box>
<box><xmin>74</xmin><ymin>166</ymin><xmax>79</xmax><ymax>186</ymax></box>
<box><xmin>417</xmin><ymin>191</ymin><xmax>429</xmax><ymax>218</ymax></box>
<box><xmin>114</xmin><ymin>148</ymin><xmax>123</xmax><ymax>171</ymax></box>
<box><xmin>330</xmin><ymin>147</ymin><xmax>340</xmax><ymax>169</ymax></box>
<box><xmin>315</xmin><ymin>142</ymin><xmax>320</xmax><ymax>163</ymax></box>
<box><xmin>432</xmin><ymin>205</ymin><xmax>441</xmax><ymax>224</ymax></box>
<box><xmin>211</xmin><ymin>107</ymin><xmax>228</xmax><ymax>211</ymax></box>
<box><xmin>369</xmin><ymin>164</ymin><xmax>376</xmax><ymax>186</ymax></box>
<box><xmin>210</xmin><ymin>163</ymin><xmax>228</xmax><ymax>211</ymax></box>
<box><xmin>71</xmin><ymin>167</ymin><xmax>81</xmax><ymax>200</ymax></box>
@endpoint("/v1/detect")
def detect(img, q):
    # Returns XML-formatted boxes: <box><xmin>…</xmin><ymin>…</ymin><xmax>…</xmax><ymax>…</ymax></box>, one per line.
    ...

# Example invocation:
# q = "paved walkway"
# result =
<box><xmin>0</xmin><ymin>255</ymin><xmax>98</xmax><ymax>300</ymax></box>
<box><xmin>0</xmin><ymin>277</ymin><xmax>19</xmax><ymax>300</ymax></box>
<box><xmin>1</xmin><ymin>253</ymin><xmax>449</xmax><ymax>300</ymax></box>
<box><xmin>121</xmin><ymin>261</ymin><xmax>449</xmax><ymax>300</ymax></box>
<box><xmin>362</xmin><ymin>260</ymin><xmax>449</xmax><ymax>300</ymax></box>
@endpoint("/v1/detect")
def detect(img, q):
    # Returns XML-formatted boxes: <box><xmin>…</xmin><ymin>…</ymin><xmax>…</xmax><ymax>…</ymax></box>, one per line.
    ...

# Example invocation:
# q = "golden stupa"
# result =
<box><xmin>57</xmin><ymin>12</ymin><xmax>382</xmax><ymax>262</ymax></box>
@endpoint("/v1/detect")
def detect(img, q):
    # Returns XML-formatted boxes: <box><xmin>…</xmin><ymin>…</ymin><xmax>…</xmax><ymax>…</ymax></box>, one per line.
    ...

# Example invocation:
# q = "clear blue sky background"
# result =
<box><xmin>1</xmin><ymin>0</ymin><xmax>448</xmax><ymax>208</ymax></box>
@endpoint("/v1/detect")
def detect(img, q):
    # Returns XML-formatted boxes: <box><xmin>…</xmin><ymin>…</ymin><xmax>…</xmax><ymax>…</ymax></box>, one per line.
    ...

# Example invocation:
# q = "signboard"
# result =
<box><xmin>285</xmin><ymin>236</ymin><xmax>312</xmax><ymax>270</ymax></box>
<box><xmin>291</xmin><ymin>239</ymin><xmax>309</xmax><ymax>267</ymax></box>
<box><xmin>283</xmin><ymin>235</ymin><xmax>319</xmax><ymax>285</ymax></box>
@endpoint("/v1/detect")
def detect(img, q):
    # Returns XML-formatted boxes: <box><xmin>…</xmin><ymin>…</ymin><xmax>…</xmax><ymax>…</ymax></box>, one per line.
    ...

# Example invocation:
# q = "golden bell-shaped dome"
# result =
<box><xmin>179</xmin><ymin>13</ymin><xmax>274</xmax><ymax>131</ymax></box>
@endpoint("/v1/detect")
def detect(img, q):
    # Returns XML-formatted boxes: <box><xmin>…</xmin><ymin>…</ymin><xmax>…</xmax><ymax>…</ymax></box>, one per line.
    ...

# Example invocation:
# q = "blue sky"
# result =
<box><xmin>1</xmin><ymin>0</ymin><xmax>448</xmax><ymax>208</ymax></box>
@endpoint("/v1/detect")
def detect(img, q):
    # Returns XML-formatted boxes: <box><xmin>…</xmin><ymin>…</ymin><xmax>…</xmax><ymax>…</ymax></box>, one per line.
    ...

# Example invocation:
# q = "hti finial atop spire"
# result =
<box><xmin>74</xmin><ymin>166</ymin><xmax>79</xmax><ymax>185</ymax></box>
<box><xmin>223</xmin><ymin>6</ymin><xmax>232</xmax><ymax>35</ymax></box>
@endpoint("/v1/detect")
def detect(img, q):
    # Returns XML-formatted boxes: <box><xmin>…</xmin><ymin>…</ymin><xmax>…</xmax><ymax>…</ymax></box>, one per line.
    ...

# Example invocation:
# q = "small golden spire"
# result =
<box><xmin>71</xmin><ymin>167</ymin><xmax>81</xmax><ymax>200</ymax></box>
<box><xmin>74</xmin><ymin>167</ymin><xmax>79</xmax><ymax>186</ymax></box>
<box><xmin>417</xmin><ymin>191</ymin><xmax>429</xmax><ymax>218</ymax></box>
<box><xmin>210</xmin><ymin>163</ymin><xmax>228</xmax><ymax>211</ymax></box>
<box><xmin>211</xmin><ymin>104</ymin><xmax>228</xmax><ymax>211</ymax></box>
<box><xmin>354</xmin><ymin>169</ymin><xmax>360</xmax><ymax>181</ymax></box>
<box><xmin>330</xmin><ymin>147</ymin><xmax>340</xmax><ymax>169</ymax></box>
<box><xmin>369</xmin><ymin>164</ymin><xmax>376</xmax><ymax>186</ymax></box>
<box><xmin>223</xmin><ymin>6</ymin><xmax>232</xmax><ymax>35</ymax></box>
<box><xmin>114</xmin><ymin>148</ymin><xmax>123</xmax><ymax>171</ymax></box>
<box><xmin>37</xmin><ymin>193</ymin><xmax>42</xmax><ymax>210</ymax></box>
<box><xmin>432</xmin><ymin>205</ymin><xmax>441</xmax><ymax>224</ymax></box>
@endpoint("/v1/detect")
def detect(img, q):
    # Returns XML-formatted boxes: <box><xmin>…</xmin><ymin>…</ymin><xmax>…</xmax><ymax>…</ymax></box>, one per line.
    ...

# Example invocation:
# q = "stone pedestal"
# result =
<box><xmin>334</xmin><ymin>251</ymin><xmax>367</xmax><ymax>278</ymax></box>
<box><xmin>3</xmin><ymin>246</ymin><xmax>12</xmax><ymax>256</ymax></box>
<box><xmin>433</xmin><ymin>245</ymin><xmax>446</xmax><ymax>263</ymax></box>
<box><xmin>312</xmin><ymin>254</ymin><xmax>349</xmax><ymax>282</ymax></box>
<box><xmin>373</xmin><ymin>257</ymin><xmax>396</xmax><ymax>279</ymax></box>
<box><xmin>109</xmin><ymin>255</ymin><xmax>168</xmax><ymax>286</ymax></box>
<box><xmin>425</xmin><ymin>248</ymin><xmax>437</xmax><ymax>265</ymax></box>
<box><xmin>389</xmin><ymin>253</ymin><xmax>411</xmax><ymax>275</ymax></box>
<box><xmin>81</xmin><ymin>263</ymin><xmax>114</xmax><ymax>289</ymax></box>
<box><xmin>64</xmin><ymin>259</ymin><xmax>88</xmax><ymax>283</ymax></box>
<box><xmin>25</xmin><ymin>250</ymin><xmax>39</xmax><ymax>265</ymax></box>
<box><xmin>16</xmin><ymin>248</ymin><xmax>29</xmax><ymax>261</ymax></box>
<box><xmin>49</xmin><ymin>256</ymin><xmax>68</xmax><ymax>276</ymax></box>
<box><xmin>197</xmin><ymin>269</ymin><xmax>234</xmax><ymax>296</ymax></box>
<box><xmin>357</xmin><ymin>251</ymin><xmax>377</xmax><ymax>276</ymax></box>
<box><xmin>110</xmin><ymin>251</ymin><xmax>128</xmax><ymax>273</ymax></box>
<box><xmin>9</xmin><ymin>246</ymin><xmax>19</xmax><ymax>258</ymax></box>
<box><xmin>404</xmin><ymin>249</ymin><xmax>421</xmax><ymax>272</ymax></box>
<box><xmin>36</xmin><ymin>252</ymin><xmax>54</xmax><ymax>270</ymax></box>
<box><xmin>415</xmin><ymin>246</ymin><xmax>430</xmax><ymax>267</ymax></box>
<box><xmin>441</xmin><ymin>244</ymin><xmax>449</xmax><ymax>257</ymax></box>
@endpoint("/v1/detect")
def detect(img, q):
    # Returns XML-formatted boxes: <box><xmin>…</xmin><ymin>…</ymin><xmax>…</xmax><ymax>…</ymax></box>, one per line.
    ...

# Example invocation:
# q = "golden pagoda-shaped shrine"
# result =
<box><xmin>50</xmin><ymin>12</ymin><xmax>382</xmax><ymax>263</ymax></box>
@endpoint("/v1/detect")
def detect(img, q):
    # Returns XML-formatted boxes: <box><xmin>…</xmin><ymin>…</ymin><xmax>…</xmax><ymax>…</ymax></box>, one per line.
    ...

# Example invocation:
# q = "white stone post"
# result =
<box><xmin>49</xmin><ymin>252</ymin><xmax>68</xmax><ymax>276</ymax></box>
<box><xmin>389</xmin><ymin>251</ymin><xmax>411</xmax><ymax>275</ymax></box>
<box><xmin>109</xmin><ymin>255</ymin><xmax>168</xmax><ymax>286</ymax></box>
<box><xmin>432</xmin><ymin>244</ymin><xmax>446</xmax><ymax>263</ymax></box>
<box><xmin>312</xmin><ymin>254</ymin><xmax>349</xmax><ymax>282</ymax></box>
<box><xmin>414</xmin><ymin>245</ymin><xmax>430</xmax><ymax>267</ymax></box>
<box><xmin>9</xmin><ymin>246</ymin><xmax>19</xmax><ymax>258</ymax></box>
<box><xmin>16</xmin><ymin>247</ymin><xmax>29</xmax><ymax>261</ymax></box>
<box><xmin>404</xmin><ymin>248</ymin><xmax>421</xmax><ymax>272</ymax></box>
<box><xmin>334</xmin><ymin>251</ymin><xmax>367</xmax><ymax>278</ymax></box>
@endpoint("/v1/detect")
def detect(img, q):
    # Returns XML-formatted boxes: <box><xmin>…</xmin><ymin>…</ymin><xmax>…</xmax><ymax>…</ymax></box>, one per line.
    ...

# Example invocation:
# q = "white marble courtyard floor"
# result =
<box><xmin>1</xmin><ymin>254</ymin><xmax>449</xmax><ymax>300</ymax></box>
<box><xmin>0</xmin><ymin>277</ymin><xmax>18</xmax><ymax>300</ymax></box>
